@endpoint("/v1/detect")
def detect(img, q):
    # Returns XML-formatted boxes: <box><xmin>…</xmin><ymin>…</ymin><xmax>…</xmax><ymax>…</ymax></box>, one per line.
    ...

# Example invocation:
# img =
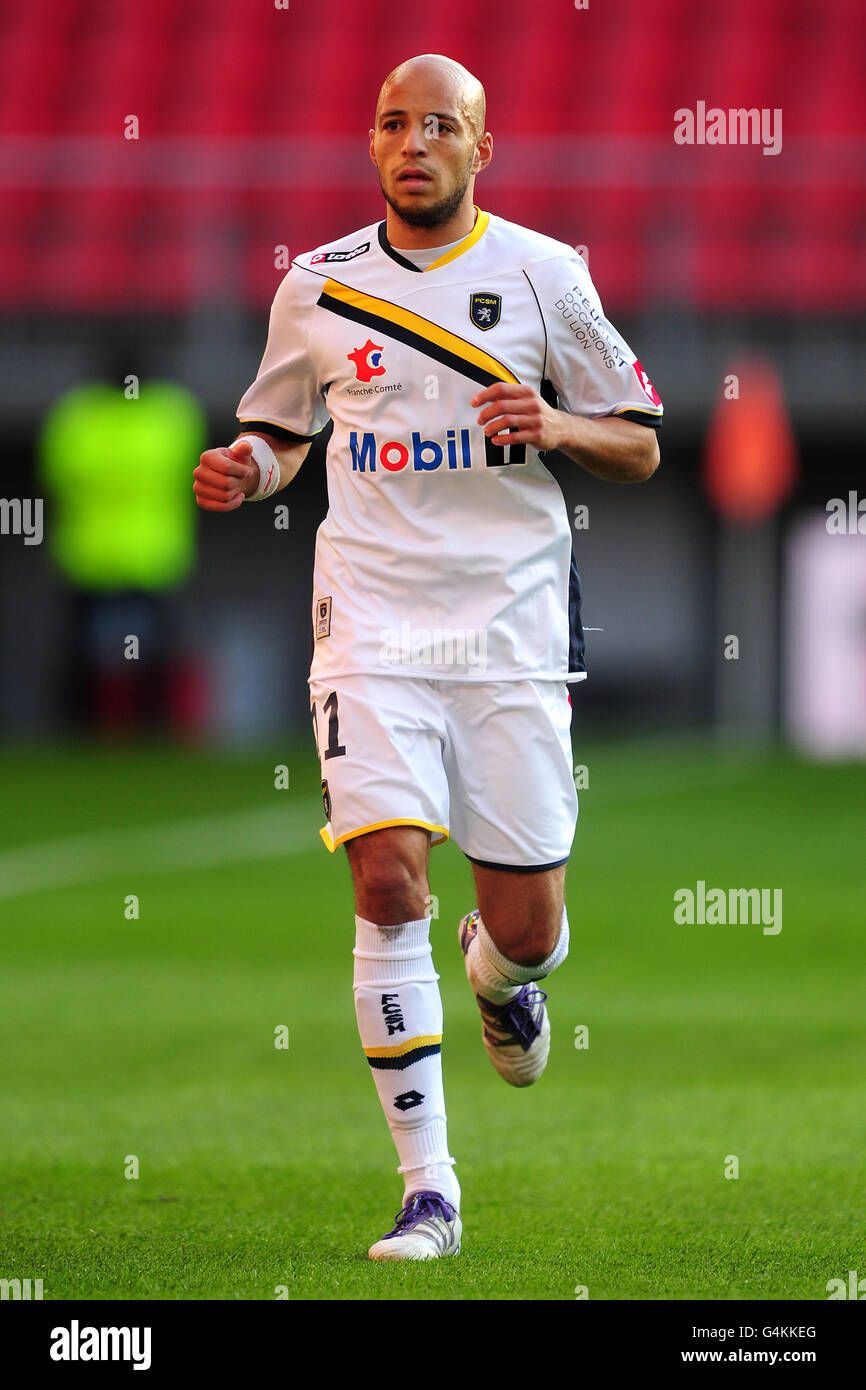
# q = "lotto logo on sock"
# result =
<box><xmin>393</xmin><ymin>1090</ymin><xmax>425</xmax><ymax>1111</ymax></box>
<box><xmin>381</xmin><ymin>993</ymin><xmax>406</xmax><ymax>1036</ymax></box>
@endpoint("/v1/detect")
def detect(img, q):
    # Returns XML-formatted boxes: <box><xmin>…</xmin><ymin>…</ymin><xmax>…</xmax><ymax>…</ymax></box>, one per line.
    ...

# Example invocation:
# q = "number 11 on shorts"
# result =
<box><xmin>311</xmin><ymin>690</ymin><xmax>347</xmax><ymax>760</ymax></box>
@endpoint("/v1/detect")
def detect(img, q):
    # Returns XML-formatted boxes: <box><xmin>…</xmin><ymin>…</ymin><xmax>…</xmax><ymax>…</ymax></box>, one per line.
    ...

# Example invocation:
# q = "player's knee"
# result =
<box><xmin>346</xmin><ymin>827</ymin><xmax>431</xmax><ymax>923</ymax></box>
<box><xmin>350</xmin><ymin>855</ymin><xmax>428</xmax><ymax>924</ymax></box>
<box><xmin>507</xmin><ymin>926</ymin><xmax>560</xmax><ymax>967</ymax></box>
<box><xmin>489</xmin><ymin>904</ymin><xmax>567</xmax><ymax>968</ymax></box>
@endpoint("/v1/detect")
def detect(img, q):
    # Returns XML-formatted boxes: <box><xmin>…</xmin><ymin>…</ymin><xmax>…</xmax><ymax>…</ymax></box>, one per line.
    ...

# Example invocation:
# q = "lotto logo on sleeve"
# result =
<box><xmin>633</xmin><ymin>359</ymin><xmax>662</xmax><ymax>407</ymax></box>
<box><xmin>310</xmin><ymin>242</ymin><xmax>370</xmax><ymax>264</ymax></box>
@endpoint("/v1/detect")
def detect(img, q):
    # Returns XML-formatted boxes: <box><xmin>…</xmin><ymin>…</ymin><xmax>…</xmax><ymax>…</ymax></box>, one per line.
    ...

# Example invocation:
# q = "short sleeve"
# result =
<box><xmin>236</xmin><ymin>267</ymin><xmax>330</xmax><ymax>440</ymax></box>
<box><xmin>527</xmin><ymin>252</ymin><xmax>663</xmax><ymax>428</ymax></box>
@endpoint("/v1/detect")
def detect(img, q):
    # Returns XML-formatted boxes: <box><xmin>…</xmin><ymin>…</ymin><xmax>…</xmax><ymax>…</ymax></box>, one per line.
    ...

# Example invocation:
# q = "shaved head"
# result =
<box><xmin>376</xmin><ymin>53</ymin><xmax>487</xmax><ymax>143</ymax></box>
<box><xmin>370</xmin><ymin>53</ymin><xmax>492</xmax><ymax>235</ymax></box>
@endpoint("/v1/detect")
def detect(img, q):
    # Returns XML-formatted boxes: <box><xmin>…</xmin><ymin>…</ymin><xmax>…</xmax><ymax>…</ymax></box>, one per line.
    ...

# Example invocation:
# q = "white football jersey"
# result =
<box><xmin>237</xmin><ymin>207</ymin><xmax>663</xmax><ymax>685</ymax></box>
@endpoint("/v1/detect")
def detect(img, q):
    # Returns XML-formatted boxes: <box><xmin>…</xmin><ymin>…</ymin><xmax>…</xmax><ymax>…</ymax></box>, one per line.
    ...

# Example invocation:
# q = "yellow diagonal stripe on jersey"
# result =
<box><xmin>320</xmin><ymin>277</ymin><xmax>520</xmax><ymax>386</ymax></box>
<box><xmin>424</xmin><ymin>208</ymin><xmax>490</xmax><ymax>271</ymax></box>
<box><xmin>364</xmin><ymin>1033</ymin><xmax>442</xmax><ymax>1059</ymax></box>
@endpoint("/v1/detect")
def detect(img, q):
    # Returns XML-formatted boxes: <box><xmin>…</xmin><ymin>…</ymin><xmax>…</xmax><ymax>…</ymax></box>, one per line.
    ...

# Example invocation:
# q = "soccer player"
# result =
<box><xmin>194</xmin><ymin>54</ymin><xmax>661</xmax><ymax>1261</ymax></box>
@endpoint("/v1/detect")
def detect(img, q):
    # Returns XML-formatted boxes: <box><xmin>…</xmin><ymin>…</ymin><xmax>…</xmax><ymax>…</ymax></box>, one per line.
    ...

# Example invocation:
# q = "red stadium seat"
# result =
<box><xmin>0</xmin><ymin>0</ymin><xmax>862</xmax><ymax>311</ymax></box>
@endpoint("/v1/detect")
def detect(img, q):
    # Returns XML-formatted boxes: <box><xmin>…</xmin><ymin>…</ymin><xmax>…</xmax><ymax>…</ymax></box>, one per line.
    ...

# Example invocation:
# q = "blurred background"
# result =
<box><xmin>0</xmin><ymin>0</ymin><xmax>863</xmax><ymax>750</ymax></box>
<box><xmin>1</xmin><ymin>0</ymin><xmax>865</xmax><ymax>1304</ymax></box>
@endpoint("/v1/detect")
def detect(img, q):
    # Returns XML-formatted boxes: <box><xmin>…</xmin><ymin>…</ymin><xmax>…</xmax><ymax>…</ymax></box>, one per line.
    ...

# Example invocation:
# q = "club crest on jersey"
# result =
<box><xmin>469</xmin><ymin>292</ymin><xmax>501</xmax><ymax>330</ymax></box>
<box><xmin>348</xmin><ymin>339</ymin><xmax>386</xmax><ymax>382</ymax></box>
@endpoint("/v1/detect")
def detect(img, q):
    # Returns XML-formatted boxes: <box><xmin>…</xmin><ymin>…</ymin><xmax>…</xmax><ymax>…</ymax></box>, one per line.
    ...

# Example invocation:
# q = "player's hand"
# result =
<box><xmin>193</xmin><ymin>439</ymin><xmax>259</xmax><ymax>512</ymax></box>
<box><xmin>471</xmin><ymin>383</ymin><xmax>566</xmax><ymax>452</ymax></box>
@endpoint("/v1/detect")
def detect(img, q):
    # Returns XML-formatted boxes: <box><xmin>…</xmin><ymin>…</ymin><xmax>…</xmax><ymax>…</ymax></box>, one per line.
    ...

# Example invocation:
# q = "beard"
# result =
<box><xmin>379</xmin><ymin>157</ymin><xmax>475</xmax><ymax>229</ymax></box>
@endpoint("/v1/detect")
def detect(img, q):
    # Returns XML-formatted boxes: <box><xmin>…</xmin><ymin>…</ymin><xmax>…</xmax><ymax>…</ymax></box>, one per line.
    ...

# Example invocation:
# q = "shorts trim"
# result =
<box><xmin>466</xmin><ymin>853</ymin><xmax>570</xmax><ymax>874</ymax></box>
<box><xmin>319</xmin><ymin>818</ymin><xmax>450</xmax><ymax>853</ymax></box>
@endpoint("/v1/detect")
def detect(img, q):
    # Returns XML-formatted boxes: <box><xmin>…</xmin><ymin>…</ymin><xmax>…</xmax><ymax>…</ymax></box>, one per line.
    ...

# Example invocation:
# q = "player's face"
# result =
<box><xmin>370</xmin><ymin>80</ymin><xmax>485</xmax><ymax>229</ymax></box>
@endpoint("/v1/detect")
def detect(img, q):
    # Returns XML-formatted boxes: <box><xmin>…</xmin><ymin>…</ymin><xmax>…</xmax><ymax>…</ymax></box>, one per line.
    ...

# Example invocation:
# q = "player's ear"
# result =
<box><xmin>369</xmin><ymin>130</ymin><xmax>378</xmax><ymax>165</ymax></box>
<box><xmin>473</xmin><ymin>131</ymin><xmax>493</xmax><ymax>174</ymax></box>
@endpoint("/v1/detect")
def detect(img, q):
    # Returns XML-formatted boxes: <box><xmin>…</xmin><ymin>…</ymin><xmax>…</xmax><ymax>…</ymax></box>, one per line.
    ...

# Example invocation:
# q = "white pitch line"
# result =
<box><xmin>0</xmin><ymin>763</ymin><xmax>757</xmax><ymax>901</ymax></box>
<box><xmin>0</xmin><ymin>802</ymin><xmax>320</xmax><ymax>901</ymax></box>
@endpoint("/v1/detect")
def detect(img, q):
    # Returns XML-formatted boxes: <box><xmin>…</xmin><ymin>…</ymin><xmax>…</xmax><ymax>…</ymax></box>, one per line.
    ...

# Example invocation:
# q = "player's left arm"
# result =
<box><xmin>472</xmin><ymin>382</ymin><xmax>659</xmax><ymax>483</ymax></box>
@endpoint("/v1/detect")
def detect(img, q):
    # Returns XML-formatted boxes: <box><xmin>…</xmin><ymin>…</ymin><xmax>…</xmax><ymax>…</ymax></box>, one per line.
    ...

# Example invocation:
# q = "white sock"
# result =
<box><xmin>353</xmin><ymin>915</ymin><xmax>460</xmax><ymax>1212</ymax></box>
<box><xmin>467</xmin><ymin>906</ymin><xmax>570</xmax><ymax>1004</ymax></box>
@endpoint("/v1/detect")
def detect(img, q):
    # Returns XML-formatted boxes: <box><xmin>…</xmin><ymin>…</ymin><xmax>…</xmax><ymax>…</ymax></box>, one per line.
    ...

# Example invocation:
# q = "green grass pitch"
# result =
<box><xmin>0</xmin><ymin>736</ymin><xmax>863</xmax><ymax>1301</ymax></box>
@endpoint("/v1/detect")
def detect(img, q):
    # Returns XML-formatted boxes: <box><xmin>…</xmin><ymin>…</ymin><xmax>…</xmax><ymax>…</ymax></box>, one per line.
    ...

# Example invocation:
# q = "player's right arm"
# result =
<box><xmin>193</xmin><ymin>431</ymin><xmax>311</xmax><ymax>512</ymax></box>
<box><xmin>198</xmin><ymin>263</ymin><xmax>326</xmax><ymax>511</ymax></box>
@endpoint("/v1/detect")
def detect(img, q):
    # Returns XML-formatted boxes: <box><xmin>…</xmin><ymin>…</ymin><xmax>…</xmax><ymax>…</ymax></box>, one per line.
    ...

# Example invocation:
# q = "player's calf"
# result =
<box><xmin>472</xmin><ymin>860</ymin><xmax>567</xmax><ymax>965</ymax></box>
<box><xmin>353</xmin><ymin>910</ymin><xmax>461</xmax><ymax>1248</ymax></box>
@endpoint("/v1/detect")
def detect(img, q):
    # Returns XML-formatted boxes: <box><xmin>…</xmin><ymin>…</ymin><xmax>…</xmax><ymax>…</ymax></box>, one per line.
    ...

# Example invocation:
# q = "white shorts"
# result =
<box><xmin>309</xmin><ymin>673</ymin><xmax>578</xmax><ymax>871</ymax></box>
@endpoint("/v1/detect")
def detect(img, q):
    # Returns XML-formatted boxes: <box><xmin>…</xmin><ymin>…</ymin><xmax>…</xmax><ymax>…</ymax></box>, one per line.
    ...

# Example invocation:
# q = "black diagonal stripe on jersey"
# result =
<box><xmin>377</xmin><ymin>221</ymin><xmax>422</xmax><ymax>272</ymax></box>
<box><xmin>317</xmin><ymin>282</ymin><xmax>520</xmax><ymax>390</ymax></box>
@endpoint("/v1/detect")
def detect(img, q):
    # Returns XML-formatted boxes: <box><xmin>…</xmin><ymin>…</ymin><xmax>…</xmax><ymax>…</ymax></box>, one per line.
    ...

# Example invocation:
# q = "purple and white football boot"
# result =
<box><xmin>459</xmin><ymin>909</ymin><xmax>551</xmax><ymax>1087</ymax></box>
<box><xmin>368</xmin><ymin>1191</ymin><xmax>462</xmax><ymax>1261</ymax></box>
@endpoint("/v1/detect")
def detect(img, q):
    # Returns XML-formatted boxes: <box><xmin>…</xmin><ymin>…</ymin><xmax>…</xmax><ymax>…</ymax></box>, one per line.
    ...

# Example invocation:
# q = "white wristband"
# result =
<box><xmin>237</xmin><ymin>435</ymin><xmax>281</xmax><ymax>501</ymax></box>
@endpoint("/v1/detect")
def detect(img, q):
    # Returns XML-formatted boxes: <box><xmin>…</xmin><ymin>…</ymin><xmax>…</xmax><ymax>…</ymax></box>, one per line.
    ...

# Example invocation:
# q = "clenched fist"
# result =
<box><xmin>193</xmin><ymin>438</ymin><xmax>258</xmax><ymax>512</ymax></box>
